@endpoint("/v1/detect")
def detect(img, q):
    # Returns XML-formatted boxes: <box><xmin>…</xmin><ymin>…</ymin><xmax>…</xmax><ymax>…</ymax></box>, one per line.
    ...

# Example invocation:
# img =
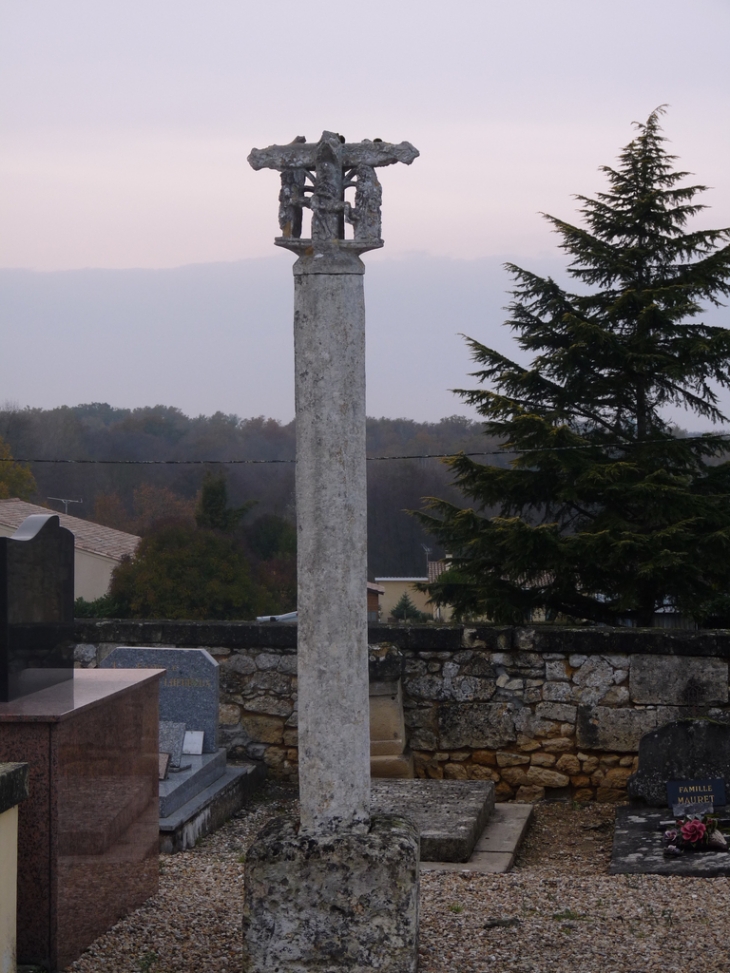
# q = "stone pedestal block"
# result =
<box><xmin>243</xmin><ymin>814</ymin><xmax>420</xmax><ymax>973</ymax></box>
<box><xmin>0</xmin><ymin>669</ymin><xmax>161</xmax><ymax>971</ymax></box>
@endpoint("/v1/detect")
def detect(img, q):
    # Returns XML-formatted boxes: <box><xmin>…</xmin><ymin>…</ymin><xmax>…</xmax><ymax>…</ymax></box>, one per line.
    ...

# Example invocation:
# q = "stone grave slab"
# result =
<box><xmin>159</xmin><ymin>721</ymin><xmax>186</xmax><ymax>769</ymax></box>
<box><xmin>420</xmin><ymin>803</ymin><xmax>533</xmax><ymax>874</ymax></box>
<box><xmin>628</xmin><ymin>719</ymin><xmax>730</xmax><ymax>805</ymax></box>
<box><xmin>101</xmin><ymin>647</ymin><xmax>218</xmax><ymax>752</ymax></box>
<box><xmin>614</xmin><ymin>718</ymin><xmax>730</xmax><ymax>875</ymax></box>
<box><xmin>611</xmin><ymin>805</ymin><xmax>730</xmax><ymax>876</ymax></box>
<box><xmin>371</xmin><ymin>778</ymin><xmax>494</xmax><ymax>862</ymax></box>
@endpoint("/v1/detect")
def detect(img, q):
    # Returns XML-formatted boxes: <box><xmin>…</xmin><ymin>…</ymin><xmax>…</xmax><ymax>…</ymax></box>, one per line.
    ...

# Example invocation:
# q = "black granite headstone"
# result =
<box><xmin>0</xmin><ymin>514</ymin><xmax>74</xmax><ymax>701</ymax></box>
<box><xmin>627</xmin><ymin>719</ymin><xmax>730</xmax><ymax>806</ymax></box>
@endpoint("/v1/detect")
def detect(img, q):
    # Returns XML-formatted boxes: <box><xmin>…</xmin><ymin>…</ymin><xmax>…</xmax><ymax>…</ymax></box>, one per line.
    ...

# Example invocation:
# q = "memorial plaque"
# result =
<box><xmin>667</xmin><ymin>778</ymin><xmax>725</xmax><ymax>809</ymax></box>
<box><xmin>0</xmin><ymin>514</ymin><xmax>74</xmax><ymax>701</ymax></box>
<box><xmin>182</xmin><ymin>730</ymin><xmax>204</xmax><ymax>755</ymax></box>
<box><xmin>159</xmin><ymin>721</ymin><xmax>186</xmax><ymax>768</ymax></box>
<box><xmin>101</xmin><ymin>647</ymin><xmax>219</xmax><ymax>752</ymax></box>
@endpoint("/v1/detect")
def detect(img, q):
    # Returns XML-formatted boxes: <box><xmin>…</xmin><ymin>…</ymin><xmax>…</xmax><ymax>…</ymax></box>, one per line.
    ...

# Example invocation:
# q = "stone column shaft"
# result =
<box><xmin>294</xmin><ymin>255</ymin><xmax>370</xmax><ymax>834</ymax></box>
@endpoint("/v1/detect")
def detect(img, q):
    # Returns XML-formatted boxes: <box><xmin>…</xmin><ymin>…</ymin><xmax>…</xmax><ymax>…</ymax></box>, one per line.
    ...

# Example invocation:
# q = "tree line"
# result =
<box><xmin>0</xmin><ymin>406</ymin><xmax>495</xmax><ymax>587</ymax></box>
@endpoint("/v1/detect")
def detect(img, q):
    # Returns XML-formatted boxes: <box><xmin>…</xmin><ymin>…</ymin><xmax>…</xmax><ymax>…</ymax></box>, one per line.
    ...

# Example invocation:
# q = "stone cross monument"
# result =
<box><xmin>243</xmin><ymin>132</ymin><xmax>420</xmax><ymax>973</ymax></box>
<box><xmin>249</xmin><ymin>131</ymin><xmax>418</xmax><ymax>835</ymax></box>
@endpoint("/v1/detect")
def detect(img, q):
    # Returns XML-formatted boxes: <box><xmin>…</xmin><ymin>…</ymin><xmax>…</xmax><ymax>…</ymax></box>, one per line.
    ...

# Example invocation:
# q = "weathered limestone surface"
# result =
<box><xmin>630</xmin><ymin>654</ymin><xmax>728</xmax><ymax>705</ymax></box>
<box><xmin>371</xmin><ymin>778</ymin><xmax>494</xmax><ymax>862</ymax></box>
<box><xmin>243</xmin><ymin>814</ymin><xmax>419</xmax><ymax>973</ymax></box>
<box><xmin>577</xmin><ymin>705</ymin><xmax>657</xmax><ymax>752</ymax></box>
<box><xmin>293</xmin><ymin>258</ymin><xmax>371</xmax><ymax>834</ymax></box>
<box><xmin>438</xmin><ymin>701</ymin><xmax>517</xmax><ymax>749</ymax></box>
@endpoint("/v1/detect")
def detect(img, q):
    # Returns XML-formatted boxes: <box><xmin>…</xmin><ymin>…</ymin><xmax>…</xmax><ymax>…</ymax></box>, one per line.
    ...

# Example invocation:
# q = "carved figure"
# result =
<box><xmin>248</xmin><ymin>131</ymin><xmax>418</xmax><ymax>251</ymax></box>
<box><xmin>279</xmin><ymin>168</ymin><xmax>307</xmax><ymax>238</ymax></box>
<box><xmin>345</xmin><ymin>165</ymin><xmax>382</xmax><ymax>241</ymax></box>
<box><xmin>277</xmin><ymin>136</ymin><xmax>308</xmax><ymax>238</ymax></box>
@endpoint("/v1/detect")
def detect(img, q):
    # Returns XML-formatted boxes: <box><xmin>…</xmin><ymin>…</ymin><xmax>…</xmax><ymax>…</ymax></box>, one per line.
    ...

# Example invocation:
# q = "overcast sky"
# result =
<box><xmin>1</xmin><ymin>1</ymin><xmax>729</xmax><ymax>421</ymax></box>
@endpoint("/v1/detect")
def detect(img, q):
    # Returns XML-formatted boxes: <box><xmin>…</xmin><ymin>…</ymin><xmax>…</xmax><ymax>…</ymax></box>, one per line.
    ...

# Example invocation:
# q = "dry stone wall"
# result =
<box><xmin>73</xmin><ymin>620</ymin><xmax>730</xmax><ymax>802</ymax></box>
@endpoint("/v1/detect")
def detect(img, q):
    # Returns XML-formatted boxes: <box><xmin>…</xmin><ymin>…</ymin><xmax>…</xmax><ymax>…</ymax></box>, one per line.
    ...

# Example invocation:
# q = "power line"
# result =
<box><xmin>1</xmin><ymin>433</ymin><xmax>729</xmax><ymax>465</ymax></box>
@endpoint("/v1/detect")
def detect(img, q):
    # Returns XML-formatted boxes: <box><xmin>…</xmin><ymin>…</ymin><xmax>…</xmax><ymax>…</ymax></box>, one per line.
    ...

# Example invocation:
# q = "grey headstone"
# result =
<box><xmin>628</xmin><ymin>719</ymin><xmax>730</xmax><ymax>806</ymax></box>
<box><xmin>101</xmin><ymin>647</ymin><xmax>219</xmax><ymax>752</ymax></box>
<box><xmin>0</xmin><ymin>514</ymin><xmax>74</xmax><ymax>701</ymax></box>
<box><xmin>159</xmin><ymin>721</ymin><xmax>186</xmax><ymax>768</ymax></box>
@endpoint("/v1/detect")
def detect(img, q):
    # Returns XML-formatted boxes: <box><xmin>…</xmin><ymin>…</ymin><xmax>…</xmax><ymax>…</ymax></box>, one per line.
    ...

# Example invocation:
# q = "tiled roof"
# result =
<box><xmin>427</xmin><ymin>560</ymin><xmax>448</xmax><ymax>584</ymax></box>
<box><xmin>0</xmin><ymin>499</ymin><xmax>140</xmax><ymax>561</ymax></box>
<box><xmin>374</xmin><ymin>577</ymin><xmax>428</xmax><ymax>583</ymax></box>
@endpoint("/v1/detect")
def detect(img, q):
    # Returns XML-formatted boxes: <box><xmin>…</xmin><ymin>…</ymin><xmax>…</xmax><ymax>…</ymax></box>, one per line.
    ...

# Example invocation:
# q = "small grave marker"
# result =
<box><xmin>183</xmin><ymin>730</ymin><xmax>204</xmax><ymax>755</ymax></box>
<box><xmin>159</xmin><ymin>721</ymin><xmax>186</xmax><ymax>769</ymax></box>
<box><xmin>158</xmin><ymin>753</ymin><xmax>170</xmax><ymax>781</ymax></box>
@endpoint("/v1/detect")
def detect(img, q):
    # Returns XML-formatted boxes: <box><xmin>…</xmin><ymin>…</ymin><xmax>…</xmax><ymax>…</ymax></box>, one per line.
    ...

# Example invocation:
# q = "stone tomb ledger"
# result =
<box><xmin>243</xmin><ymin>132</ymin><xmax>420</xmax><ymax>973</ymax></box>
<box><xmin>612</xmin><ymin>719</ymin><xmax>730</xmax><ymax>876</ymax></box>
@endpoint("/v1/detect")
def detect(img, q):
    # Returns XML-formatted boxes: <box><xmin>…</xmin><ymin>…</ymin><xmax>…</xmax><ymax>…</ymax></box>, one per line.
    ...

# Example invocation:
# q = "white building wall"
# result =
<box><xmin>0</xmin><ymin>524</ymin><xmax>118</xmax><ymax>601</ymax></box>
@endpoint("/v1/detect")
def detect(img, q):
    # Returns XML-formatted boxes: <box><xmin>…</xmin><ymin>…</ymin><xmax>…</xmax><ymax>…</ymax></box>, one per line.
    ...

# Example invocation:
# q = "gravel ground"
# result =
<box><xmin>66</xmin><ymin>785</ymin><xmax>730</xmax><ymax>973</ymax></box>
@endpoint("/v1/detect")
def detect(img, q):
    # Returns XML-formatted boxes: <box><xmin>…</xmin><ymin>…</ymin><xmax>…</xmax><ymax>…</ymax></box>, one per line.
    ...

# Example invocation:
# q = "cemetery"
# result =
<box><xmin>3</xmin><ymin>128</ymin><xmax>730</xmax><ymax>971</ymax></box>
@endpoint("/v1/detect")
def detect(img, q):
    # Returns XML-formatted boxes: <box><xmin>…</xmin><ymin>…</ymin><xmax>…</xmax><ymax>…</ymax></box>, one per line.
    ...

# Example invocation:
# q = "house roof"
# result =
<box><xmin>367</xmin><ymin>582</ymin><xmax>385</xmax><ymax>595</ymax></box>
<box><xmin>428</xmin><ymin>559</ymin><xmax>448</xmax><ymax>584</ymax></box>
<box><xmin>374</xmin><ymin>577</ymin><xmax>428</xmax><ymax>583</ymax></box>
<box><xmin>0</xmin><ymin>499</ymin><xmax>140</xmax><ymax>561</ymax></box>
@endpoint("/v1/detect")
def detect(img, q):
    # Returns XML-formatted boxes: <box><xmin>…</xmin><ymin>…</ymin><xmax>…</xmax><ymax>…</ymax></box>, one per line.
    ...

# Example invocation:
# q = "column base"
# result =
<box><xmin>243</xmin><ymin>814</ymin><xmax>420</xmax><ymax>973</ymax></box>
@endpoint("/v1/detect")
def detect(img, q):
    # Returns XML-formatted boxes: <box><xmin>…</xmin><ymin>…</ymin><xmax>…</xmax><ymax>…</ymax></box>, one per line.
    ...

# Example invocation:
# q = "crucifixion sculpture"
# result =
<box><xmin>248</xmin><ymin>130</ymin><xmax>418</xmax><ymax>252</ymax></box>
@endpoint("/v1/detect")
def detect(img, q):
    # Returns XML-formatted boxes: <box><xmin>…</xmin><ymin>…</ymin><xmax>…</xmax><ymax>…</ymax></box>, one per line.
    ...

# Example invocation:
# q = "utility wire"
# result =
<box><xmin>1</xmin><ymin>433</ymin><xmax>729</xmax><ymax>465</ymax></box>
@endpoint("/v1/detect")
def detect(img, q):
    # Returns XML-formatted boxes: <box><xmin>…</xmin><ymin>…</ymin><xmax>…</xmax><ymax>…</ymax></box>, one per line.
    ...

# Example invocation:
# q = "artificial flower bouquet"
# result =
<box><xmin>664</xmin><ymin>813</ymin><xmax>729</xmax><ymax>856</ymax></box>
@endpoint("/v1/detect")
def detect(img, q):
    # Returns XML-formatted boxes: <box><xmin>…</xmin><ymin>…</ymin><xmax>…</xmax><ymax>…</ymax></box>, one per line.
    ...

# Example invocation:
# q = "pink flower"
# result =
<box><xmin>681</xmin><ymin>820</ymin><xmax>707</xmax><ymax>844</ymax></box>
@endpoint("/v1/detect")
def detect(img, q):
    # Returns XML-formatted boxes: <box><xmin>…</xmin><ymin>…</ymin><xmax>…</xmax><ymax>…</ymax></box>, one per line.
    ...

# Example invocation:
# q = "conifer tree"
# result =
<box><xmin>194</xmin><ymin>472</ymin><xmax>255</xmax><ymax>532</ymax></box>
<box><xmin>420</xmin><ymin>109</ymin><xmax>730</xmax><ymax>626</ymax></box>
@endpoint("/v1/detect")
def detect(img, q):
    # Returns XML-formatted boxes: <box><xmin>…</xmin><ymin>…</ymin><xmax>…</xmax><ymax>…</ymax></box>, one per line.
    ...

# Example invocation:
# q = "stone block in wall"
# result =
<box><xmin>403</xmin><ymin>706</ymin><xmax>439</xmax><ymax>751</ymax></box>
<box><xmin>525</xmin><ymin>766</ymin><xmax>570</xmax><ymax>788</ymax></box>
<box><xmin>496</xmin><ymin>751</ymin><xmax>529</xmax><ymax>767</ymax></box>
<box><xmin>438</xmin><ymin>702</ymin><xmax>516</xmax><ymax>750</ymax></box>
<box><xmin>577</xmin><ymin>705</ymin><xmax>657</xmax><ymax>752</ymax></box>
<box><xmin>543</xmin><ymin>682</ymin><xmax>573</xmax><ymax>702</ymax></box>
<box><xmin>555</xmin><ymin>753</ymin><xmax>581</xmax><ymax>774</ymax></box>
<box><xmin>542</xmin><ymin>737</ymin><xmax>574</xmax><ymax>752</ymax></box>
<box><xmin>536</xmin><ymin>702</ymin><xmax>577</xmax><ymax>724</ymax></box>
<box><xmin>630</xmin><ymin>655</ymin><xmax>728</xmax><ymax>706</ymax></box>
<box><xmin>655</xmin><ymin>705</ymin><xmax>729</xmax><ymax>726</ymax></box>
<box><xmin>221</xmin><ymin>653</ymin><xmax>257</xmax><ymax>677</ymax></box>
<box><xmin>545</xmin><ymin>660</ymin><xmax>570</xmax><ymax>681</ymax></box>
<box><xmin>571</xmin><ymin>657</ymin><xmax>615</xmax><ymax>706</ymax></box>
<box><xmin>219</xmin><ymin>703</ymin><xmax>241</xmax><ymax>725</ymax></box>
<box><xmin>241</xmin><ymin>695</ymin><xmax>293</xmax><ymax>717</ymax></box>
<box><xmin>241</xmin><ymin>713</ymin><xmax>285</xmax><ymax>745</ymax></box>
<box><xmin>370</xmin><ymin>682</ymin><xmax>406</xmax><ymax>757</ymax></box>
